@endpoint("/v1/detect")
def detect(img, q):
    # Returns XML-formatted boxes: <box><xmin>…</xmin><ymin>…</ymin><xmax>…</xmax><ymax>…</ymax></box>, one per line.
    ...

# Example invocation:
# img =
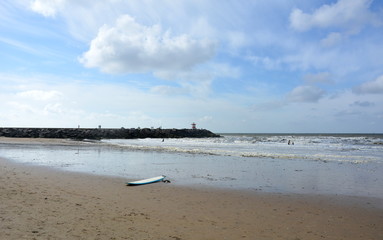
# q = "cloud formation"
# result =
<box><xmin>321</xmin><ymin>32</ymin><xmax>343</xmax><ymax>47</ymax></box>
<box><xmin>30</xmin><ymin>0</ymin><xmax>64</xmax><ymax>17</ymax></box>
<box><xmin>2</xmin><ymin>1</ymin><xmax>383</xmax><ymax>132</ymax></box>
<box><xmin>16</xmin><ymin>90</ymin><xmax>62</xmax><ymax>101</ymax></box>
<box><xmin>287</xmin><ymin>85</ymin><xmax>326</xmax><ymax>103</ymax></box>
<box><xmin>353</xmin><ymin>75</ymin><xmax>383</xmax><ymax>94</ymax></box>
<box><xmin>79</xmin><ymin>15</ymin><xmax>216</xmax><ymax>74</ymax></box>
<box><xmin>289</xmin><ymin>0</ymin><xmax>380</xmax><ymax>32</ymax></box>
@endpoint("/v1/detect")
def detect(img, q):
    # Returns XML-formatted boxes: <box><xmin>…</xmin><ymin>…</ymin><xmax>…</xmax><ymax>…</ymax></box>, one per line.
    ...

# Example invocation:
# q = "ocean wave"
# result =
<box><xmin>100</xmin><ymin>139</ymin><xmax>380</xmax><ymax>164</ymax></box>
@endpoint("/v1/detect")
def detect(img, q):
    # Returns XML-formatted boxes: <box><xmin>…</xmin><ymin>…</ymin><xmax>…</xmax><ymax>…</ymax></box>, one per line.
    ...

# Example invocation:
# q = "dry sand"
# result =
<box><xmin>0</xmin><ymin>139</ymin><xmax>383</xmax><ymax>239</ymax></box>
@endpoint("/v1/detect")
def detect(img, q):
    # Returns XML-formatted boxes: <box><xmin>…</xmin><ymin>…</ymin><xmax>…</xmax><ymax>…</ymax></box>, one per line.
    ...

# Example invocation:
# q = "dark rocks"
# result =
<box><xmin>0</xmin><ymin>128</ymin><xmax>220</xmax><ymax>140</ymax></box>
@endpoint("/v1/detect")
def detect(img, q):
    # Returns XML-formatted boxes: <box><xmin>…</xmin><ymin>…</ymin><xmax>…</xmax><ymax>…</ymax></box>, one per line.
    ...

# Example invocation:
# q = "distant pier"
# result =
<box><xmin>0</xmin><ymin>127</ymin><xmax>220</xmax><ymax>140</ymax></box>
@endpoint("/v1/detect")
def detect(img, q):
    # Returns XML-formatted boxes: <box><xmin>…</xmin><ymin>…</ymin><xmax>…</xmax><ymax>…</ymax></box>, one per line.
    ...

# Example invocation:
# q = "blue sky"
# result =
<box><xmin>1</xmin><ymin>0</ymin><xmax>382</xmax><ymax>133</ymax></box>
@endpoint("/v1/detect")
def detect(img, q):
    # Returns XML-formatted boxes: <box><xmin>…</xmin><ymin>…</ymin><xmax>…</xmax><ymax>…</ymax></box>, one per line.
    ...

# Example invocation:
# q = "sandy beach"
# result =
<box><xmin>1</xmin><ymin>138</ymin><xmax>383</xmax><ymax>239</ymax></box>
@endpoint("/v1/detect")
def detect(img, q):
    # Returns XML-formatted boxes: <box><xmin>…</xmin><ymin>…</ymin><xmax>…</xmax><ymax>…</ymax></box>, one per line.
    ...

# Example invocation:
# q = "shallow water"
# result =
<box><xmin>0</xmin><ymin>134</ymin><xmax>382</xmax><ymax>198</ymax></box>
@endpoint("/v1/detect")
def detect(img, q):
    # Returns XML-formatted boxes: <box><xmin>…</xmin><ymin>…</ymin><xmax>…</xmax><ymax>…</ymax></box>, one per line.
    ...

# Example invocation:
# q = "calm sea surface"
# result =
<box><xmin>0</xmin><ymin>133</ymin><xmax>382</xmax><ymax>198</ymax></box>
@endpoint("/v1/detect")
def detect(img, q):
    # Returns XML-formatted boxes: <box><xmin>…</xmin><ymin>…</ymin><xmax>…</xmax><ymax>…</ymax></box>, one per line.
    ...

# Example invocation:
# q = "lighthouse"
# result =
<box><xmin>191</xmin><ymin>122</ymin><xmax>196</xmax><ymax>130</ymax></box>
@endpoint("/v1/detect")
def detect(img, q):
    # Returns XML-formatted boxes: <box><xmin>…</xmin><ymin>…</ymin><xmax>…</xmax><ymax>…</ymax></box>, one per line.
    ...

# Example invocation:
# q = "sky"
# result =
<box><xmin>0</xmin><ymin>0</ymin><xmax>383</xmax><ymax>133</ymax></box>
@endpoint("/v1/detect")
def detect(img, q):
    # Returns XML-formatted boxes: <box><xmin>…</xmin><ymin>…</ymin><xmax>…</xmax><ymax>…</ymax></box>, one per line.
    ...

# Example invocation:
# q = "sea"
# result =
<box><xmin>0</xmin><ymin>133</ymin><xmax>382</xmax><ymax>198</ymax></box>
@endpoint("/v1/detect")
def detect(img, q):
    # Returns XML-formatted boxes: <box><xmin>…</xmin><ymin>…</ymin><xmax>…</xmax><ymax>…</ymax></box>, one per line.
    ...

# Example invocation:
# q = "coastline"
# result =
<box><xmin>1</xmin><ymin>136</ymin><xmax>382</xmax><ymax>199</ymax></box>
<box><xmin>1</xmin><ymin>138</ymin><xmax>383</xmax><ymax>239</ymax></box>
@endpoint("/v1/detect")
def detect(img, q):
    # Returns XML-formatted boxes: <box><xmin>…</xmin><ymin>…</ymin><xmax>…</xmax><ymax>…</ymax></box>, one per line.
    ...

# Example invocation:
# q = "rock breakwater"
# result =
<box><xmin>0</xmin><ymin>128</ymin><xmax>220</xmax><ymax>140</ymax></box>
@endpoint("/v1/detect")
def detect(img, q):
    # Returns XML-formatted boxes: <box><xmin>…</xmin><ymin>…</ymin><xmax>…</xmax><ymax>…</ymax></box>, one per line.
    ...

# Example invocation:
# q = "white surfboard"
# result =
<box><xmin>126</xmin><ymin>175</ymin><xmax>166</xmax><ymax>186</ymax></box>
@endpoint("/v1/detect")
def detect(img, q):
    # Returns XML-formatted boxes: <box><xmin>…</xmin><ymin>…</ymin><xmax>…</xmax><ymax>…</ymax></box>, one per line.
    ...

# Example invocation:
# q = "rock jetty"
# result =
<box><xmin>0</xmin><ymin>127</ymin><xmax>220</xmax><ymax>140</ymax></box>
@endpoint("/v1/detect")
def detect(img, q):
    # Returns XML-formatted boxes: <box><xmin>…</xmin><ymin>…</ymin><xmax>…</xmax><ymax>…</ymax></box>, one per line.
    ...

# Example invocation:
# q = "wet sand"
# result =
<box><xmin>1</xmin><ymin>138</ymin><xmax>383</xmax><ymax>239</ymax></box>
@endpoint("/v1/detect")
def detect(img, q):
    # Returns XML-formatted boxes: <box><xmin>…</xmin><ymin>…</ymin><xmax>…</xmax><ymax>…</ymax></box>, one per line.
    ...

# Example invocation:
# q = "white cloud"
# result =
<box><xmin>43</xmin><ymin>103</ymin><xmax>64</xmax><ymax>115</ymax></box>
<box><xmin>79</xmin><ymin>14</ymin><xmax>216</xmax><ymax>74</ymax></box>
<box><xmin>17</xmin><ymin>90</ymin><xmax>62</xmax><ymax>101</ymax></box>
<box><xmin>321</xmin><ymin>32</ymin><xmax>343</xmax><ymax>47</ymax></box>
<box><xmin>0</xmin><ymin>73</ymin><xmax>232</xmax><ymax>130</ymax></box>
<box><xmin>1</xmin><ymin>71</ymin><xmax>382</xmax><ymax>132</ymax></box>
<box><xmin>248</xmin><ymin>46</ymin><xmax>354</xmax><ymax>74</ymax></box>
<box><xmin>353</xmin><ymin>75</ymin><xmax>383</xmax><ymax>94</ymax></box>
<box><xmin>26</xmin><ymin>0</ymin><xmax>216</xmax><ymax>42</ymax></box>
<box><xmin>287</xmin><ymin>85</ymin><xmax>326</xmax><ymax>103</ymax></box>
<box><xmin>4</xmin><ymin>1</ymin><xmax>383</xmax><ymax>133</ymax></box>
<box><xmin>289</xmin><ymin>8</ymin><xmax>312</xmax><ymax>32</ymax></box>
<box><xmin>246</xmin><ymin>55</ymin><xmax>282</xmax><ymax>70</ymax></box>
<box><xmin>152</xmin><ymin>62</ymin><xmax>240</xmax><ymax>98</ymax></box>
<box><xmin>7</xmin><ymin>101</ymin><xmax>36</xmax><ymax>114</ymax></box>
<box><xmin>30</xmin><ymin>0</ymin><xmax>64</xmax><ymax>17</ymax></box>
<box><xmin>289</xmin><ymin>0</ymin><xmax>380</xmax><ymax>32</ymax></box>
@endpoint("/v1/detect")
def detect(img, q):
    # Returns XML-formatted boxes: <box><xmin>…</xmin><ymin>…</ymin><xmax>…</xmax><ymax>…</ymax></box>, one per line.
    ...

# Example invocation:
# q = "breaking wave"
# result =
<box><xmin>101</xmin><ymin>134</ymin><xmax>383</xmax><ymax>164</ymax></box>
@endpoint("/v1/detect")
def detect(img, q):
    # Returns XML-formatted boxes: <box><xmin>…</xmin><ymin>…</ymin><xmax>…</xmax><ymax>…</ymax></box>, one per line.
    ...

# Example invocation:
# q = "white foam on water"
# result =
<box><xmin>102</xmin><ymin>134</ymin><xmax>383</xmax><ymax>164</ymax></box>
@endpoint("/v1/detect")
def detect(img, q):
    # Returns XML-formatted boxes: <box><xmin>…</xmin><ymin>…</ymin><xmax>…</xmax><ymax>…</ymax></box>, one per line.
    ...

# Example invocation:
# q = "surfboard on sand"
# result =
<box><xmin>126</xmin><ymin>175</ymin><xmax>166</xmax><ymax>186</ymax></box>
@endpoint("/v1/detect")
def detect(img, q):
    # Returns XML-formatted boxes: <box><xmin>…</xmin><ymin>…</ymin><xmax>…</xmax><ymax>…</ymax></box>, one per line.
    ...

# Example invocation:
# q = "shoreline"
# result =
<box><xmin>1</xmin><ymin>144</ymin><xmax>383</xmax><ymax>239</ymax></box>
<box><xmin>1</xmin><ymin>137</ymin><xmax>382</xmax><ymax>199</ymax></box>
